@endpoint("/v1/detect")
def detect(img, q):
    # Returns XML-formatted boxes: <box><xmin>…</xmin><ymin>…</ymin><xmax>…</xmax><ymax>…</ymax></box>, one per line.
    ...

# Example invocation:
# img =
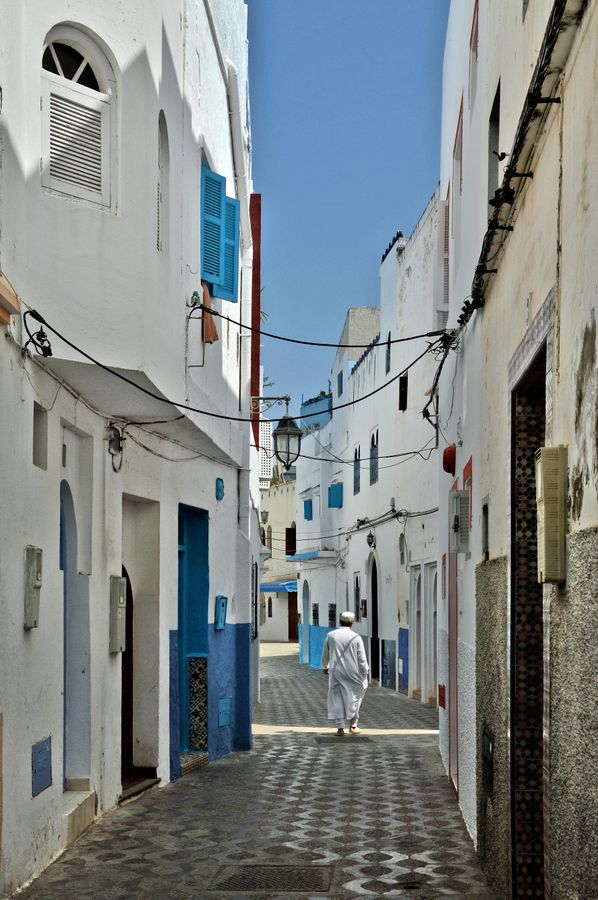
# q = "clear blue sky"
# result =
<box><xmin>247</xmin><ymin>0</ymin><xmax>450</xmax><ymax>413</ymax></box>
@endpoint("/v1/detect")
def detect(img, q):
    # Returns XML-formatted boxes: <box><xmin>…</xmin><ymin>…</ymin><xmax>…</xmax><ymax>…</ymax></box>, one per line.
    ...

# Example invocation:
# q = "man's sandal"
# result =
<box><xmin>349</xmin><ymin>726</ymin><xmax>361</xmax><ymax>734</ymax></box>
<box><xmin>336</xmin><ymin>728</ymin><xmax>345</xmax><ymax>737</ymax></box>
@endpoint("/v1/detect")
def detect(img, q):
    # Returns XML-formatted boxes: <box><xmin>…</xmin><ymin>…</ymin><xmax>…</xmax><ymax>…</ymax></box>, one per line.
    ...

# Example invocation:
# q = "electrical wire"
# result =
<box><xmin>192</xmin><ymin>304</ymin><xmax>447</xmax><ymax>348</ymax></box>
<box><xmin>22</xmin><ymin>309</ymin><xmax>445</xmax><ymax>422</ymax></box>
<box><xmin>254</xmin><ymin>434</ymin><xmax>437</xmax><ymax>467</ymax></box>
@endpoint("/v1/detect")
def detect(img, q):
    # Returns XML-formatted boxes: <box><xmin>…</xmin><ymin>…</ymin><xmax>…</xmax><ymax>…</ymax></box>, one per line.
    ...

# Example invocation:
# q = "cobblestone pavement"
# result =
<box><xmin>16</xmin><ymin>644</ymin><xmax>495</xmax><ymax>899</ymax></box>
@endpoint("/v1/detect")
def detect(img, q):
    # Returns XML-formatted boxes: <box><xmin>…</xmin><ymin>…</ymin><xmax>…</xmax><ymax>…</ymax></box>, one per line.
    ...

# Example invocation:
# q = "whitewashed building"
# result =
<box><xmin>259</xmin><ymin>465</ymin><xmax>298</xmax><ymax>642</ymax></box>
<box><xmin>437</xmin><ymin>0</ymin><xmax>598</xmax><ymax>895</ymax></box>
<box><xmin>0</xmin><ymin>1</ymin><xmax>262</xmax><ymax>893</ymax></box>
<box><xmin>296</xmin><ymin>194</ymin><xmax>444</xmax><ymax>699</ymax></box>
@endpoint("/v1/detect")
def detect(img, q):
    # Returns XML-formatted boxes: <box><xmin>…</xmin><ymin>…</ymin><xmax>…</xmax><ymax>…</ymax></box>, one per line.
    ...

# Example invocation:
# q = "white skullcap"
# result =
<box><xmin>339</xmin><ymin>611</ymin><xmax>355</xmax><ymax>624</ymax></box>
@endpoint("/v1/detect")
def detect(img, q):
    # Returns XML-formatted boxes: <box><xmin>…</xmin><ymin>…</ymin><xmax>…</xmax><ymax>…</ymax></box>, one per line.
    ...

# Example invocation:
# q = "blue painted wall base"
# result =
<box><xmin>308</xmin><ymin>624</ymin><xmax>333</xmax><ymax>668</ymax></box>
<box><xmin>169</xmin><ymin>630</ymin><xmax>182</xmax><ymax>781</ymax></box>
<box><xmin>208</xmin><ymin>622</ymin><xmax>252</xmax><ymax>761</ymax></box>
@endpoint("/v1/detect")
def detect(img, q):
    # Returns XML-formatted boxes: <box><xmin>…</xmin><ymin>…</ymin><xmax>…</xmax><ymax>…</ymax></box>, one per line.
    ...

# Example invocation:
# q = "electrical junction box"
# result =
<box><xmin>535</xmin><ymin>445</ymin><xmax>567</xmax><ymax>583</ymax></box>
<box><xmin>449</xmin><ymin>490</ymin><xmax>470</xmax><ymax>554</ymax></box>
<box><xmin>24</xmin><ymin>546</ymin><xmax>43</xmax><ymax>629</ymax></box>
<box><xmin>109</xmin><ymin>576</ymin><xmax>126</xmax><ymax>653</ymax></box>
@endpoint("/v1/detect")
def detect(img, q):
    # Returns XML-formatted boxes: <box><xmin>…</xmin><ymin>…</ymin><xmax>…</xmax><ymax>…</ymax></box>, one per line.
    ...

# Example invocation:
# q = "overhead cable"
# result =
<box><xmin>193</xmin><ymin>304</ymin><xmax>447</xmax><ymax>348</ymax></box>
<box><xmin>22</xmin><ymin>309</ymin><xmax>444</xmax><ymax>422</ymax></box>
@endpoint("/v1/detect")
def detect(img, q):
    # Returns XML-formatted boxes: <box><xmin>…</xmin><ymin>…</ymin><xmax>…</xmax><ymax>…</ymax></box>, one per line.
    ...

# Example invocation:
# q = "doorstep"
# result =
<box><xmin>61</xmin><ymin>789</ymin><xmax>96</xmax><ymax>847</ymax></box>
<box><xmin>180</xmin><ymin>752</ymin><xmax>209</xmax><ymax>775</ymax></box>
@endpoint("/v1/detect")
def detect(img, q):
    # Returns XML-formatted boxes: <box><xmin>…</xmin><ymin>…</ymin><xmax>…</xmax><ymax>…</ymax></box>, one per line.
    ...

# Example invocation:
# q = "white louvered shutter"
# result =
<box><xmin>42</xmin><ymin>73</ymin><xmax>111</xmax><ymax>206</ymax></box>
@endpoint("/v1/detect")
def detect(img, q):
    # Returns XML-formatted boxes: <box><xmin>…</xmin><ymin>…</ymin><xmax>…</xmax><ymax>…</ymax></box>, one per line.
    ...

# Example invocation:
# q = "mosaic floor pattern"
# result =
<box><xmin>16</xmin><ymin>644</ymin><xmax>495</xmax><ymax>899</ymax></box>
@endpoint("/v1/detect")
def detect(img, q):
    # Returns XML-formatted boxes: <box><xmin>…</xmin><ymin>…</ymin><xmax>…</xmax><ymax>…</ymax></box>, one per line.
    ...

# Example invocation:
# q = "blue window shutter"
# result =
<box><xmin>304</xmin><ymin>499</ymin><xmax>313</xmax><ymax>521</ymax></box>
<box><xmin>328</xmin><ymin>483</ymin><xmax>343</xmax><ymax>508</ymax></box>
<box><xmin>213</xmin><ymin>197</ymin><xmax>240</xmax><ymax>302</ymax></box>
<box><xmin>201</xmin><ymin>167</ymin><xmax>226</xmax><ymax>285</ymax></box>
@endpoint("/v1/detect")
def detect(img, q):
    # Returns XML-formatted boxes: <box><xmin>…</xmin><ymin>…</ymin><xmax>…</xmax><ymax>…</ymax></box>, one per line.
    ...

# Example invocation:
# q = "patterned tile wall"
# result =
<box><xmin>511</xmin><ymin>390</ymin><xmax>546</xmax><ymax>898</ymax></box>
<box><xmin>189</xmin><ymin>656</ymin><xmax>208</xmax><ymax>751</ymax></box>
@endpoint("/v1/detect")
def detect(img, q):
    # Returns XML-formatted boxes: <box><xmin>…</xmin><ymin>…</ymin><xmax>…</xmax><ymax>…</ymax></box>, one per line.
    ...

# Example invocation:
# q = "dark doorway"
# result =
<box><xmin>370</xmin><ymin>558</ymin><xmax>380</xmax><ymax>680</ymax></box>
<box><xmin>121</xmin><ymin>566</ymin><xmax>157</xmax><ymax>797</ymax></box>
<box><xmin>287</xmin><ymin>591</ymin><xmax>298</xmax><ymax>641</ymax></box>
<box><xmin>510</xmin><ymin>344</ymin><xmax>546</xmax><ymax>898</ymax></box>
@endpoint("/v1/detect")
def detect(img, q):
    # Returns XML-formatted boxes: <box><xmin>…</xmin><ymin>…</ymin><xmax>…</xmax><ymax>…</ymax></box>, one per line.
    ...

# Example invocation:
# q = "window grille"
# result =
<box><xmin>354</xmin><ymin>447</ymin><xmax>361</xmax><ymax>494</ymax></box>
<box><xmin>328</xmin><ymin>604</ymin><xmax>337</xmax><ymax>628</ymax></box>
<box><xmin>370</xmin><ymin>431</ymin><xmax>379</xmax><ymax>485</ymax></box>
<box><xmin>312</xmin><ymin>603</ymin><xmax>319</xmax><ymax>626</ymax></box>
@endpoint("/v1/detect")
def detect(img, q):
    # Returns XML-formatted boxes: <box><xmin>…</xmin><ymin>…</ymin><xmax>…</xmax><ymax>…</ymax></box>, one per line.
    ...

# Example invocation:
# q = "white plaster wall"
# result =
<box><xmin>260</xmin><ymin>593</ymin><xmax>292</xmax><ymax>642</ymax></box>
<box><xmin>0</xmin><ymin>0</ymin><xmax>256</xmax><ymax>893</ymax></box>
<box><xmin>437</xmin><ymin>0</ymin><xmax>598</xmax><ymax>853</ymax></box>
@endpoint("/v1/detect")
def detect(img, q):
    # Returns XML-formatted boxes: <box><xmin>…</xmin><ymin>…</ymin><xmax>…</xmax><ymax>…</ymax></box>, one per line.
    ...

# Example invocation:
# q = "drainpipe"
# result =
<box><xmin>226</xmin><ymin>59</ymin><xmax>253</xmax><ymax>541</ymax></box>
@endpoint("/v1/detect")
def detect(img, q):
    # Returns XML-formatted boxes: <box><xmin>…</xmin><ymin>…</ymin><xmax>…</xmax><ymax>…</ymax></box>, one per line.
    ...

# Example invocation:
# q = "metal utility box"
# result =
<box><xmin>24</xmin><ymin>546</ymin><xmax>43</xmax><ymax>629</ymax></box>
<box><xmin>535</xmin><ymin>445</ymin><xmax>567</xmax><ymax>583</ymax></box>
<box><xmin>109</xmin><ymin>575</ymin><xmax>127</xmax><ymax>653</ymax></box>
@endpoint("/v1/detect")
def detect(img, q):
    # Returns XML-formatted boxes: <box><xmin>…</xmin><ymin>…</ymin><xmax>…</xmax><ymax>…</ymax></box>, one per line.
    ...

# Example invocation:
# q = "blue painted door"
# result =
<box><xmin>178</xmin><ymin>506</ymin><xmax>209</xmax><ymax>752</ymax></box>
<box><xmin>398</xmin><ymin>627</ymin><xmax>409</xmax><ymax>694</ymax></box>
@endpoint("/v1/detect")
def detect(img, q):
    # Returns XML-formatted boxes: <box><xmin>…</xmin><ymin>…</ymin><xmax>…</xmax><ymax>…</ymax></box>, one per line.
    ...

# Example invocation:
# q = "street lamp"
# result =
<box><xmin>253</xmin><ymin>394</ymin><xmax>303</xmax><ymax>471</ymax></box>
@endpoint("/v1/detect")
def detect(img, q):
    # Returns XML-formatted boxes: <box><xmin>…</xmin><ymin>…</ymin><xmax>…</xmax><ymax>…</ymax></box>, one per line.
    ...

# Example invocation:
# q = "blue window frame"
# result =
<box><xmin>304</xmin><ymin>499</ymin><xmax>313</xmax><ymax>521</ymax></box>
<box><xmin>328</xmin><ymin>482</ymin><xmax>343</xmax><ymax>508</ymax></box>
<box><xmin>200</xmin><ymin>166</ymin><xmax>240</xmax><ymax>302</ymax></box>
<box><xmin>370</xmin><ymin>431</ymin><xmax>379</xmax><ymax>485</ymax></box>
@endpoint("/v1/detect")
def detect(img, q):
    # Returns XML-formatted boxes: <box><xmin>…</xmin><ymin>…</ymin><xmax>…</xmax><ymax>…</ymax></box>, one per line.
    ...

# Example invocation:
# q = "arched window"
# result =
<box><xmin>399</xmin><ymin>533</ymin><xmax>406</xmax><ymax>567</ymax></box>
<box><xmin>267</xmin><ymin>525</ymin><xmax>272</xmax><ymax>551</ymax></box>
<box><xmin>370</xmin><ymin>430</ymin><xmax>379</xmax><ymax>485</ymax></box>
<box><xmin>157</xmin><ymin>112</ymin><xmax>169</xmax><ymax>252</ymax></box>
<box><xmin>354</xmin><ymin>446</ymin><xmax>361</xmax><ymax>495</ymax></box>
<box><xmin>385</xmin><ymin>331</ymin><xmax>391</xmax><ymax>374</ymax></box>
<box><xmin>41</xmin><ymin>26</ymin><xmax>115</xmax><ymax>206</ymax></box>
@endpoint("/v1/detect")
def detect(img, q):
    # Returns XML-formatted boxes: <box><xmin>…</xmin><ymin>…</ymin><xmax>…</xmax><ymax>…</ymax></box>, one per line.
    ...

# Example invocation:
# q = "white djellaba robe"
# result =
<box><xmin>321</xmin><ymin>627</ymin><xmax>369</xmax><ymax>726</ymax></box>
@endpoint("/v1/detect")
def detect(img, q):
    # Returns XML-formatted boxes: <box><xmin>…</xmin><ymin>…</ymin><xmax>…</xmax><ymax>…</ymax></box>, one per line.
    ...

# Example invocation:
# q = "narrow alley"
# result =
<box><xmin>16</xmin><ymin>646</ymin><xmax>493</xmax><ymax>899</ymax></box>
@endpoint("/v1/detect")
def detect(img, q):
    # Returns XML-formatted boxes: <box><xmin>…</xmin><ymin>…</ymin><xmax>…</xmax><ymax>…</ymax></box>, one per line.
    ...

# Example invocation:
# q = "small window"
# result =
<box><xmin>354</xmin><ymin>574</ymin><xmax>361</xmax><ymax>622</ymax></box>
<box><xmin>488</xmin><ymin>84</ymin><xmax>501</xmax><ymax>214</ymax></box>
<box><xmin>304</xmin><ymin>499</ymin><xmax>313</xmax><ymax>521</ymax></box>
<box><xmin>468</xmin><ymin>1</ymin><xmax>479</xmax><ymax>109</ymax></box>
<box><xmin>328</xmin><ymin>603</ymin><xmax>337</xmax><ymax>628</ymax></box>
<box><xmin>399</xmin><ymin>374</ymin><xmax>408</xmax><ymax>411</ymax></box>
<box><xmin>267</xmin><ymin>525</ymin><xmax>272</xmax><ymax>550</ymax></box>
<box><xmin>267</xmin><ymin>597</ymin><xmax>273</xmax><ymax>618</ymax></box>
<box><xmin>354</xmin><ymin>447</ymin><xmax>361</xmax><ymax>495</ymax></box>
<box><xmin>312</xmin><ymin>603</ymin><xmax>319</xmax><ymax>626</ymax></box>
<box><xmin>41</xmin><ymin>27</ymin><xmax>114</xmax><ymax>207</ymax></box>
<box><xmin>328</xmin><ymin>482</ymin><xmax>343</xmax><ymax>509</ymax></box>
<box><xmin>385</xmin><ymin>332</ymin><xmax>391</xmax><ymax>374</ymax></box>
<box><xmin>337</xmin><ymin>370</ymin><xmax>343</xmax><ymax>397</ymax></box>
<box><xmin>451</xmin><ymin>101</ymin><xmax>463</xmax><ymax>248</ymax></box>
<box><xmin>482</xmin><ymin>498</ymin><xmax>490</xmax><ymax>562</ymax></box>
<box><xmin>399</xmin><ymin>533</ymin><xmax>406</xmax><ymax>567</ymax></box>
<box><xmin>33</xmin><ymin>402</ymin><xmax>48</xmax><ymax>470</ymax></box>
<box><xmin>285</xmin><ymin>525</ymin><xmax>296</xmax><ymax>556</ymax></box>
<box><xmin>157</xmin><ymin>112</ymin><xmax>169</xmax><ymax>252</ymax></box>
<box><xmin>370</xmin><ymin>431</ymin><xmax>379</xmax><ymax>485</ymax></box>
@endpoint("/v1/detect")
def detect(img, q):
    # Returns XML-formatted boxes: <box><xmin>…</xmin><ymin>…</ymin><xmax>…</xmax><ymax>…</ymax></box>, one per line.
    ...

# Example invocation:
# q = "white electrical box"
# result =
<box><xmin>450</xmin><ymin>490</ymin><xmax>470</xmax><ymax>554</ymax></box>
<box><xmin>535</xmin><ymin>445</ymin><xmax>567</xmax><ymax>583</ymax></box>
<box><xmin>24</xmin><ymin>546</ymin><xmax>43</xmax><ymax>629</ymax></box>
<box><xmin>109</xmin><ymin>576</ymin><xmax>127</xmax><ymax>653</ymax></box>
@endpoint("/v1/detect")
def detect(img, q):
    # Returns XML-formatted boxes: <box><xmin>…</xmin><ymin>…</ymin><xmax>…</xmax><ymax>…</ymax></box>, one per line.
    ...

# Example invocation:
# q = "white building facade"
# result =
<box><xmin>296</xmin><ymin>194</ymin><xmax>443</xmax><ymax>702</ymax></box>
<box><xmin>437</xmin><ymin>0</ymin><xmax>598</xmax><ymax>896</ymax></box>
<box><xmin>0</xmin><ymin>1</ymin><xmax>261</xmax><ymax>893</ymax></box>
<box><xmin>259</xmin><ymin>467</ymin><xmax>298</xmax><ymax>643</ymax></box>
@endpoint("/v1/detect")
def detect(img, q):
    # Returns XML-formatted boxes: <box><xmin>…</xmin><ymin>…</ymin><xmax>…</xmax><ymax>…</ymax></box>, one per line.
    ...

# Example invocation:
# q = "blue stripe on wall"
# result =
<box><xmin>208</xmin><ymin>622</ymin><xmax>252</xmax><ymax>761</ymax></box>
<box><xmin>308</xmin><ymin>624</ymin><xmax>333</xmax><ymax>669</ymax></box>
<box><xmin>169</xmin><ymin>630</ymin><xmax>182</xmax><ymax>781</ymax></box>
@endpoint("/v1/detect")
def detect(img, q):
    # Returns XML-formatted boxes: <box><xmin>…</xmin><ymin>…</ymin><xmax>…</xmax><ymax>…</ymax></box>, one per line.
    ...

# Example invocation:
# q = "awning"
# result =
<box><xmin>260</xmin><ymin>580</ymin><xmax>298</xmax><ymax>593</ymax></box>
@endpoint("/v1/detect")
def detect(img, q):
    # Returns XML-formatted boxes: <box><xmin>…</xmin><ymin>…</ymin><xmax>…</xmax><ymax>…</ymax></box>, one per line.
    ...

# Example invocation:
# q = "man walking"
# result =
<box><xmin>321</xmin><ymin>611</ymin><xmax>369</xmax><ymax>736</ymax></box>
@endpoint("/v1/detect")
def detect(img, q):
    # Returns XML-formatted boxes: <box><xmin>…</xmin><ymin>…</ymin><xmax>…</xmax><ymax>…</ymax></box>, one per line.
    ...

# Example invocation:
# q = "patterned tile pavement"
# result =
<box><xmin>15</xmin><ymin>644</ymin><xmax>496</xmax><ymax>899</ymax></box>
